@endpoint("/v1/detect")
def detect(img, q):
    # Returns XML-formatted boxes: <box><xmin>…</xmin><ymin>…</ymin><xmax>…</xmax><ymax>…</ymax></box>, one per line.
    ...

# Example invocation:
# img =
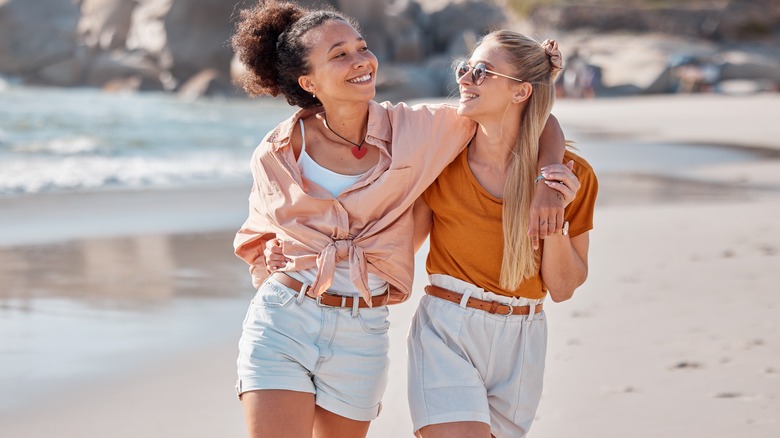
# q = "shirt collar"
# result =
<box><xmin>267</xmin><ymin>101</ymin><xmax>392</xmax><ymax>152</ymax></box>
<box><xmin>365</xmin><ymin>100</ymin><xmax>392</xmax><ymax>144</ymax></box>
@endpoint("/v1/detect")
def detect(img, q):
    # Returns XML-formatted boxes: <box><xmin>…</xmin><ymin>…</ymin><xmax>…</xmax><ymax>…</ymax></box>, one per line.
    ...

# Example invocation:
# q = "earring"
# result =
<box><xmin>312</xmin><ymin>93</ymin><xmax>316</xmax><ymax>98</ymax></box>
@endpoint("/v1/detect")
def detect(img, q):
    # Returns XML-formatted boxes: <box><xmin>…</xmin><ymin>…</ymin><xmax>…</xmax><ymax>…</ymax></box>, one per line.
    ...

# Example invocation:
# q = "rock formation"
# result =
<box><xmin>0</xmin><ymin>0</ymin><xmax>777</xmax><ymax>99</ymax></box>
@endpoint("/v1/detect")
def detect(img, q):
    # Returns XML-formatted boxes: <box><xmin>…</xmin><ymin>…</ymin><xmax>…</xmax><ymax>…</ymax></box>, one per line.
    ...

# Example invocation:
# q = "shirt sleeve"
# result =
<box><xmin>564</xmin><ymin>151</ymin><xmax>599</xmax><ymax>238</ymax></box>
<box><xmin>384</xmin><ymin>102</ymin><xmax>476</xmax><ymax>200</ymax></box>
<box><xmin>233</xmin><ymin>146</ymin><xmax>279</xmax><ymax>289</ymax></box>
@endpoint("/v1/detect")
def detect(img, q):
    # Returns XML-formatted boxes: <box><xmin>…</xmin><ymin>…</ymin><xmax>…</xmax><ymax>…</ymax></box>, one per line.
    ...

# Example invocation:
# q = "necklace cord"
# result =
<box><xmin>324</xmin><ymin>117</ymin><xmax>365</xmax><ymax>150</ymax></box>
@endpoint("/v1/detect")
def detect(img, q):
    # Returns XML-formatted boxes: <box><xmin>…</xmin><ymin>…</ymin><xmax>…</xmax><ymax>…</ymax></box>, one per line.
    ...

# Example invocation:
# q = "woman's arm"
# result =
<box><xmin>529</xmin><ymin>114</ymin><xmax>566</xmax><ymax>250</ymax></box>
<box><xmin>541</xmin><ymin>232</ymin><xmax>589</xmax><ymax>302</ymax></box>
<box><xmin>234</xmin><ymin>149</ymin><xmax>280</xmax><ymax>287</ymax></box>
<box><xmin>538</xmin><ymin>160</ymin><xmax>588</xmax><ymax>301</ymax></box>
<box><xmin>234</xmin><ymin>139</ymin><xmax>298</xmax><ymax>286</ymax></box>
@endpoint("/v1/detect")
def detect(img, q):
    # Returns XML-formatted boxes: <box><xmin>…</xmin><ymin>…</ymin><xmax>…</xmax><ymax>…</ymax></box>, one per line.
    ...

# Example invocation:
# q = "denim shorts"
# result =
<box><xmin>407</xmin><ymin>275</ymin><xmax>547</xmax><ymax>437</ymax></box>
<box><xmin>236</xmin><ymin>276</ymin><xmax>391</xmax><ymax>421</ymax></box>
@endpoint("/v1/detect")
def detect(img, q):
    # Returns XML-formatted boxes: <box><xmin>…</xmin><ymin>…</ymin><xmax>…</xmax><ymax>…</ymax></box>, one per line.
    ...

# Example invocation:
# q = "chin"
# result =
<box><xmin>345</xmin><ymin>88</ymin><xmax>375</xmax><ymax>104</ymax></box>
<box><xmin>456</xmin><ymin>104</ymin><xmax>476</xmax><ymax>118</ymax></box>
<box><xmin>356</xmin><ymin>84</ymin><xmax>376</xmax><ymax>100</ymax></box>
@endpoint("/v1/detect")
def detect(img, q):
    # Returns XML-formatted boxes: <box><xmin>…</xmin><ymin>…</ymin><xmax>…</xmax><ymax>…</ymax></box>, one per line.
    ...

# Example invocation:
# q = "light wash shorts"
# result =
<box><xmin>236</xmin><ymin>276</ymin><xmax>391</xmax><ymax>421</ymax></box>
<box><xmin>407</xmin><ymin>275</ymin><xmax>547</xmax><ymax>438</ymax></box>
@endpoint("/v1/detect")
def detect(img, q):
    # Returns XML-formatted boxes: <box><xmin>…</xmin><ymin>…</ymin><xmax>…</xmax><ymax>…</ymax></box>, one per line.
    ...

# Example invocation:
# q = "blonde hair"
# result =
<box><xmin>479</xmin><ymin>31</ymin><xmax>562</xmax><ymax>290</ymax></box>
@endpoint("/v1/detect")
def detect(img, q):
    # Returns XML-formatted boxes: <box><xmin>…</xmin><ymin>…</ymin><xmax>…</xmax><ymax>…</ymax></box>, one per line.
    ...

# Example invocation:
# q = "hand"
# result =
<box><xmin>541</xmin><ymin>160</ymin><xmax>580</xmax><ymax>207</ymax></box>
<box><xmin>264</xmin><ymin>238</ymin><xmax>289</xmax><ymax>272</ymax></box>
<box><xmin>528</xmin><ymin>177</ymin><xmax>565</xmax><ymax>249</ymax></box>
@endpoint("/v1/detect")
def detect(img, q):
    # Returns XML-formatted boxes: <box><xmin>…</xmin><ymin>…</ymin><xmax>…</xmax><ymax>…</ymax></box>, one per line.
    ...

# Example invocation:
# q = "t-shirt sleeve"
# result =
<box><xmin>421</xmin><ymin>177</ymin><xmax>435</xmax><ymax>205</ymax></box>
<box><xmin>563</xmin><ymin>151</ymin><xmax>598</xmax><ymax>238</ymax></box>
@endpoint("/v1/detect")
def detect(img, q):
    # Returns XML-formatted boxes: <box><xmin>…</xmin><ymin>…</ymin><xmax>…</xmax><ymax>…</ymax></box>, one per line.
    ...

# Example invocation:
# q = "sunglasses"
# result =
<box><xmin>455</xmin><ymin>60</ymin><xmax>524</xmax><ymax>86</ymax></box>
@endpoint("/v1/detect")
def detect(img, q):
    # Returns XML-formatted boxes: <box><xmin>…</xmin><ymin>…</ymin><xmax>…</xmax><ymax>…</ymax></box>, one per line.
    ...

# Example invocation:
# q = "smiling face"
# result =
<box><xmin>298</xmin><ymin>19</ymin><xmax>378</xmax><ymax>107</ymax></box>
<box><xmin>456</xmin><ymin>40</ymin><xmax>528</xmax><ymax>122</ymax></box>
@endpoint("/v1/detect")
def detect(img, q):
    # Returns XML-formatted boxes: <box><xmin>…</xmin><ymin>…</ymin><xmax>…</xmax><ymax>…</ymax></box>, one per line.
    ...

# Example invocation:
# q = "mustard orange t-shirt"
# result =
<box><xmin>422</xmin><ymin>148</ymin><xmax>598</xmax><ymax>299</ymax></box>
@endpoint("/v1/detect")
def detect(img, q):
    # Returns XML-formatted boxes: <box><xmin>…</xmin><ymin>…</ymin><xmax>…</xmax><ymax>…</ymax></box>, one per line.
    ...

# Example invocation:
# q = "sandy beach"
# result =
<box><xmin>1</xmin><ymin>94</ymin><xmax>779</xmax><ymax>437</ymax></box>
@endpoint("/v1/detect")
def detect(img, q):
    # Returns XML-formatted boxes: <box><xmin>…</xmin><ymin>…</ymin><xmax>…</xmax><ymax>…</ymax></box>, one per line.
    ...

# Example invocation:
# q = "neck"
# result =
<box><xmin>318</xmin><ymin>101</ymin><xmax>370</xmax><ymax>145</ymax></box>
<box><xmin>469</xmin><ymin>108</ymin><xmax>523</xmax><ymax>167</ymax></box>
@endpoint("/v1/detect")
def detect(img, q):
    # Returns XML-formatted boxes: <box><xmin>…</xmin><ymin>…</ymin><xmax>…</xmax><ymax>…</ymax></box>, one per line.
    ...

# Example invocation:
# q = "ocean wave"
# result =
<box><xmin>0</xmin><ymin>152</ymin><xmax>250</xmax><ymax>195</ymax></box>
<box><xmin>11</xmin><ymin>136</ymin><xmax>103</xmax><ymax>155</ymax></box>
<box><xmin>0</xmin><ymin>86</ymin><xmax>295</xmax><ymax>196</ymax></box>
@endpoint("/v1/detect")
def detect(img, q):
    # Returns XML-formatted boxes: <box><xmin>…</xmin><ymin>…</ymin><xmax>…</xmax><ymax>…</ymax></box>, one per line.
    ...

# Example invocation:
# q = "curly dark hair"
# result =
<box><xmin>231</xmin><ymin>0</ymin><xmax>358</xmax><ymax>108</ymax></box>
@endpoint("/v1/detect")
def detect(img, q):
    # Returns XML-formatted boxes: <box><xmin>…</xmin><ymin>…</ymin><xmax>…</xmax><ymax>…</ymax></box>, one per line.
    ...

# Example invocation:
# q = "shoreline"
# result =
<box><xmin>551</xmin><ymin>94</ymin><xmax>780</xmax><ymax>151</ymax></box>
<box><xmin>0</xmin><ymin>184</ymin><xmax>249</xmax><ymax>248</ymax></box>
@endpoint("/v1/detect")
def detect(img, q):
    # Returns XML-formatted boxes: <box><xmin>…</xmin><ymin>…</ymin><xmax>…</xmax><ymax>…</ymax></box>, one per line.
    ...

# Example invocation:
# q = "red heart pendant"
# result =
<box><xmin>351</xmin><ymin>145</ymin><xmax>367</xmax><ymax>159</ymax></box>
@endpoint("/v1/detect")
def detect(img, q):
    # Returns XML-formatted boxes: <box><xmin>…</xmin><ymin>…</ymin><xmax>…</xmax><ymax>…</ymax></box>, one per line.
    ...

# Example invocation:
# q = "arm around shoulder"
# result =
<box><xmin>529</xmin><ymin>114</ymin><xmax>567</xmax><ymax>243</ymax></box>
<box><xmin>539</xmin><ymin>114</ymin><xmax>565</xmax><ymax>167</ymax></box>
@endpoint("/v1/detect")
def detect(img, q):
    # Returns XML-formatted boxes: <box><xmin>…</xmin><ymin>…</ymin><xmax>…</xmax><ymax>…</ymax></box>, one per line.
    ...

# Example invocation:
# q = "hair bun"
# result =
<box><xmin>541</xmin><ymin>39</ymin><xmax>563</xmax><ymax>79</ymax></box>
<box><xmin>232</xmin><ymin>1</ymin><xmax>305</xmax><ymax>96</ymax></box>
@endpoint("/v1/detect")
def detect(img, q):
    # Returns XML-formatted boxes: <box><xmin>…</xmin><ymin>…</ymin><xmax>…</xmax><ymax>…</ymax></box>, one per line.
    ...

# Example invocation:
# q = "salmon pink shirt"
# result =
<box><xmin>234</xmin><ymin>100</ymin><xmax>475</xmax><ymax>305</ymax></box>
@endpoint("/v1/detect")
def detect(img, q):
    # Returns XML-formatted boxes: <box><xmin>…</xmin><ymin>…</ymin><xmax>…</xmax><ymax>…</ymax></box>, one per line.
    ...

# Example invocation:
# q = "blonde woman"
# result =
<box><xmin>408</xmin><ymin>32</ymin><xmax>599</xmax><ymax>437</ymax></box>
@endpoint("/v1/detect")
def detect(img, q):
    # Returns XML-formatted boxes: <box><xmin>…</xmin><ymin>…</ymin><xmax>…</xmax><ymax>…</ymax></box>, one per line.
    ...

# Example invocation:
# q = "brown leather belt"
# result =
<box><xmin>425</xmin><ymin>285</ymin><xmax>543</xmax><ymax>316</ymax></box>
<box><xmin>271</xmin><ymin>272</ymin><xmax>389</xmax><ymax>308</ymax></box>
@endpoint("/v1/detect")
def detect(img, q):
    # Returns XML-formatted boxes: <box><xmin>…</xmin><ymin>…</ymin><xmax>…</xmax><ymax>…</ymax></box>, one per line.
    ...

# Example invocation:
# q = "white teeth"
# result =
<box><xmin>461</xmin><ymin>93</ymin><xmax>478</xmax><ymax>99</ymax></box>
<box><xmin>348</xmin><ymin>74</ymin><xmax>371</xmax><ymax>83</ymax></box>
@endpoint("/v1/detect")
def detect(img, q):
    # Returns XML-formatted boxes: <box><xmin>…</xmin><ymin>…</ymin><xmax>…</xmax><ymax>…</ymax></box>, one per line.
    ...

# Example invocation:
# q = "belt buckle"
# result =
<box><xmin>315</xmin><ymin>293</ymin><xmax>349</xmax><ymax>308</ymax></box>
<box><xmin>315</xmin><ymin>294</ymin><xmax>329</xmax><ymax>307</ymax></box>
<box><xmin>503</xmin><ymin>304</ymin><xmax>514</xmax><ymax>317</ymax></box>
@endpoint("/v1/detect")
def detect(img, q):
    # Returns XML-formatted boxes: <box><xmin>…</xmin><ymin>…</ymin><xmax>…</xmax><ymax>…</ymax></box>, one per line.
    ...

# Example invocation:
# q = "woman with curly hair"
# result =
<box><xmin>407</xmin><ymin>31</ymin><xmax>598</xmax><ymax>437</ymax></box>
<box><xmin>231</xmin><ymin>2</ymin><xmax>567</xmax><ymax>436</ymax></box>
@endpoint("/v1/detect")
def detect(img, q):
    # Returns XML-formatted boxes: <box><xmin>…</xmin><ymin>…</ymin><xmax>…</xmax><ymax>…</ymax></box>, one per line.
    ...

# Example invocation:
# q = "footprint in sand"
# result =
<box><xmin>600</xmin><ymin>386</ymin><xmax>638</xmax><ymax>395</ymax></box>
<box><xmin>714</xmin><ymin>392</ymin><xmax>762</xmax><ymax>401</ymax></box>
<box><xmin>670</xmin><ymin>361</ymin><xmax>703</xmax><ymax>370</ymax></box>
<box><xmin>744</xmin><ymin>338</ymin><xmax>765</xmax><ymax>349</ymax></box>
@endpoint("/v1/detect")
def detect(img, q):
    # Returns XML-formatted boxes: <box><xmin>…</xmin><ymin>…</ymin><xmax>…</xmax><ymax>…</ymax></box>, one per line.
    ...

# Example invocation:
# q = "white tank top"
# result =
<box><xmin>296</xmin><ymin>119</ymin><xmax>363</xmax><ymax>197</ymax></box>
<box><xmin>288</xmin><ymin>119</ymin><xmax>387</xmax><ymax>295</ymax></box>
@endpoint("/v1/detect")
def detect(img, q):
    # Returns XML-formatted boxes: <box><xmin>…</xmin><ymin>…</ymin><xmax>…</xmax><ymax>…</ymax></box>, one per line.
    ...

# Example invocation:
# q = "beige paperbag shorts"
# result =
<box><xmin>407</xmin><ymin>274</ymin><xmax>547</xmax><ymax>437</ymax></box>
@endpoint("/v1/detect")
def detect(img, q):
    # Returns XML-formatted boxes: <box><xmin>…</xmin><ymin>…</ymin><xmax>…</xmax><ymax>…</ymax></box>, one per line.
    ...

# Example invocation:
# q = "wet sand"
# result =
<box><xmin>1</xmin><ymin>94</ymin><xmax>779</xmax><ymax>437</ymax></box>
